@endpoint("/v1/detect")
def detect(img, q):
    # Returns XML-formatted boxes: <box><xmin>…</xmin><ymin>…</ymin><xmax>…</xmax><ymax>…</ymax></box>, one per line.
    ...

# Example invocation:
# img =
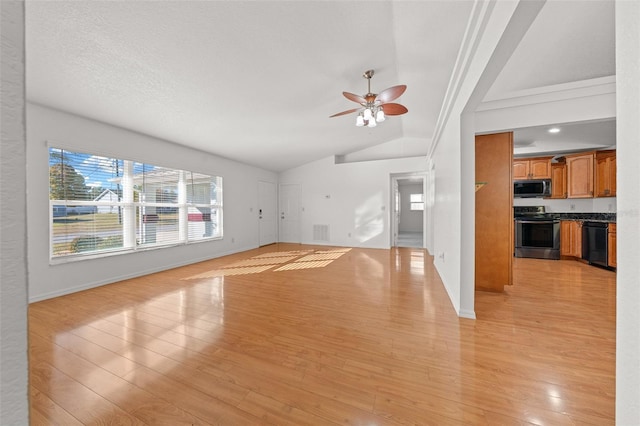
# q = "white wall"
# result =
<box><xmin>279</xmin><ymin>155</ymin><xmax>427</xmax><ymax>249</ymax></box>
<box><xmin>428</xmin><ymin>0</ymin><xmax>543</xmax><ymax>318</ymax></box>
<box><xmin>27</xmin><ymin>103</ymin><xmax>277</xmax><ymax>302</ymax></box>
<box><xmin>0</xmin><ymin>1</ymin><xmax>29</xmax><ymax>424</ymax></box>
<box><xmin>398</xmin><ymin>183</ymin><xmax>423</xmax><ymax>232</ymax></box>
<box><xmin>615</xmin><ymin>0</ymin><xmax>640</xmax><ymax>422</ymax></box>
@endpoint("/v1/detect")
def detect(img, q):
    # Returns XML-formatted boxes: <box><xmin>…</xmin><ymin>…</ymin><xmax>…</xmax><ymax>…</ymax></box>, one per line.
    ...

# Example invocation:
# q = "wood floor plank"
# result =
<box><xmin>121</xmin><ymin>364</ymin><xmax>261</xmax><ymax>425</ymax></box>
<box><xmin>29</xmin><ymin>244</ymin><xmax>616</xmax><ymax>425</ymax></box>
<box><xmin>30</xmin><ymin>387</ymin><xmax>83</xmax><ymax>426</ymax></box>
<box><xmin>30</xmin><ymin>334</ymin><xmax>209</xmax><ymax>425</ymax></box>
<box><xmin>30</xmin><ymin>361</ymin><xmax>146</xmax><ymax>425</ymax></box>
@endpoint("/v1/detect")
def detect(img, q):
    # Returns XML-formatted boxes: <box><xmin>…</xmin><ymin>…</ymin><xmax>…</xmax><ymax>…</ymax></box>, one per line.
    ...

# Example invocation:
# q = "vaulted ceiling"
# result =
<box><xmin>26</xmin><ymin>1</ymin><xmax>615</xmax><ymax>172</ymax></box>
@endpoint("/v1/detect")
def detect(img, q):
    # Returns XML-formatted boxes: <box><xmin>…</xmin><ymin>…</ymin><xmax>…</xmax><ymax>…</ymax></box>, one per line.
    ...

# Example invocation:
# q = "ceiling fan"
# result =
<box><xmin>330</xmin><ymin>69</ymin><xmax>408</xmax><ymax>128</ymax></box>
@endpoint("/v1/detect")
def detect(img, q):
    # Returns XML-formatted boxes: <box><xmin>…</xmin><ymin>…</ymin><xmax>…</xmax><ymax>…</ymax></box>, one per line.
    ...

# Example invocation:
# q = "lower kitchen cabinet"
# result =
<box><xmin>560</xmin><ymin>220</ymin><xmax>582</xmax><ymax>258</ymax></box>
<box><xmin>608</xmin><ymin>223</ymin><xmax>617</xmax><ymax>268</ymax></box>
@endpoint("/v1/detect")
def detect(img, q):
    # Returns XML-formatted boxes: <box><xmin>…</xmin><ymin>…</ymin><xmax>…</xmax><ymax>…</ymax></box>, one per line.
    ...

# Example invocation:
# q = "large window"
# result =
<box><xmin>49</xmin><ymin>148</ymin><xmax>222</xmax><ymax>260</ymax></box>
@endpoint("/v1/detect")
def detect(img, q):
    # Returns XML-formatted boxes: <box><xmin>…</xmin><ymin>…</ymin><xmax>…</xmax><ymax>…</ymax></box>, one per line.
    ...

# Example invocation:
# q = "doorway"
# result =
<box><xmin>391</xmin><ymin>173</ymin><xmax>426</xmax><ymax>248</ymax></box>
<box><xmin>258</xmin><ymin>181</ymin><xmax>277</xmax><ymax>246</ymax></box>
<box><xmin>279</xmin><ymin>183</ymin><xmax>301</xmax><ymax>243</ymax></box>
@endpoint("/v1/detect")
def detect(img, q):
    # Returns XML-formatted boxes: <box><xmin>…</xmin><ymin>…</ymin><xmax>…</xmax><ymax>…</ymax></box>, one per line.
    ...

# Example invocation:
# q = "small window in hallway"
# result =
<box><xmin>410</xmin><ymin>193</ymin><xmax>424</xmax><ymax>211</ymax></box>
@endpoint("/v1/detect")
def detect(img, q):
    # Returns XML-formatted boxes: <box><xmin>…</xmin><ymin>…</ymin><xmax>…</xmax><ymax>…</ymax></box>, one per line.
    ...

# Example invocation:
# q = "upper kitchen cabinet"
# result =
<box><xmin>513</xmin><ymin>156</ymin><xmax>552</xmax><ymax>180</ymax></box>
<box><xmin>550</xmin><ymin>161</ymin><xmax>567</xmax><ymax>198</ymax></box>
<box><xmin>595</xmin><ymin>150</ymin><xmax>616</xmax><ymax>197</ymax></box>
<box><xmin>566</xmin><ymin>152</ymin><xmax>594</xmax><ymax>198</ymax></box>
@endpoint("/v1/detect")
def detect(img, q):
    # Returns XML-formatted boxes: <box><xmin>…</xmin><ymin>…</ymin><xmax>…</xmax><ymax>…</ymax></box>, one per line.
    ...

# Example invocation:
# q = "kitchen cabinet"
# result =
<box><xmin>550</xmin><ymin>162</ymin><xmax>567</xmax><ymax>198</ymax></box>
<box><xmin>560</xmin><ymin>220</ymin><xmax>582</xmax><ymax>258</ymax></box>
<box><xmin>513</xmin><ymin>156</ymin><xmax>552</xmax><ymax>180</ymax></box>
<box><xmin>595</xmin><ymin>150</ymin><xmax>616</xmax><ymax>197</ymax></box>
<box><xmin>566</xmin><ymin>152</ymin><xmax>594</xmax><ymax>198</ymax></box>
<box><xmin>608</xmin><ymin>223</ymin><xmax>617</xmax><ymax>268</ymax></box>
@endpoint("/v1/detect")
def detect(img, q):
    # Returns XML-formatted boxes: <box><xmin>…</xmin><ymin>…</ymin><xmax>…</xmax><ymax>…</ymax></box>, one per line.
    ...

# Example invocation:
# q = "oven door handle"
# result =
<box><xmin>516</xmin><ymin>220</ymin><xmax>558</xmax><ymax>224</ymax></box>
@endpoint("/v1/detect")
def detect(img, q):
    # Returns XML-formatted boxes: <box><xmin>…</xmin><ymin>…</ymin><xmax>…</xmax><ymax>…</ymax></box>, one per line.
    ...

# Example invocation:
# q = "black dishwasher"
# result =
<box><xmin>582</xmin><ymin>222</ymin><xmax>608</xmax><ymax>267</ymax></box>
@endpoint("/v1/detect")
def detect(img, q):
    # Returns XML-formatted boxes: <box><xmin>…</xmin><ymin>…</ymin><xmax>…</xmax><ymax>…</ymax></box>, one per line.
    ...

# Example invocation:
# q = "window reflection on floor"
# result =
<box><xmin>183</xmin><ymin>248</ymin><xmax>353</xmax><ymax>279</ymax></box>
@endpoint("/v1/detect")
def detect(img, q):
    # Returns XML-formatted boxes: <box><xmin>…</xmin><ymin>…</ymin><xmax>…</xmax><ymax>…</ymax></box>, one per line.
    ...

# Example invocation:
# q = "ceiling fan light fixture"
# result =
<box><xmin>330</xmin><ymin>69</ymin><xmax>407</xmax><ymax>128</ymax></box>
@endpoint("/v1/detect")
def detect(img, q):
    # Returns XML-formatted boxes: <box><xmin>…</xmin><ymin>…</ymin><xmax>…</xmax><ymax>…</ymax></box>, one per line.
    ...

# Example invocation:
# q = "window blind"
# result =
<box><xmin>49</xmin><ymin>147</ymin><xmax>223</xmax><ymax>260</ymax></box>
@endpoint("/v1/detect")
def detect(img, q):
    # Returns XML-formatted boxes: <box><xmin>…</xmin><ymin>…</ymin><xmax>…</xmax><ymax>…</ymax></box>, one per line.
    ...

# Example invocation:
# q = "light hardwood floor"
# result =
<box><xmin>29</xmin><ymin>244</ymin><xmax>616</xmax><ymax>425</ymax></box>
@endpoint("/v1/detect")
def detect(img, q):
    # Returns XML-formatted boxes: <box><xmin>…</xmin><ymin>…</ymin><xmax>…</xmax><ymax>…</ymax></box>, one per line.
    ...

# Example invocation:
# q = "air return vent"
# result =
<box><xmin>313</xmin><ymin>224</ymin><xmax>330</xmax><ymax>242</ymax></box>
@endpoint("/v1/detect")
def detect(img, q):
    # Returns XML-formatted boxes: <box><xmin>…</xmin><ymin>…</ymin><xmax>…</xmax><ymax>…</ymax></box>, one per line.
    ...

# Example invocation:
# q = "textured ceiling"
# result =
<box><xmin>26</xmin><ymin>1</ymin><xmax>472</xmax><ymax>172</ymax></box>
<box><xmin>487</xmin><ymin>0</ymin><xmax>615</xmax><ymax>97</ymax></box>
<box><xmin>26</xmin><ymin>1</ymin><xmax>616</xmax><ymax>171</ymax></box>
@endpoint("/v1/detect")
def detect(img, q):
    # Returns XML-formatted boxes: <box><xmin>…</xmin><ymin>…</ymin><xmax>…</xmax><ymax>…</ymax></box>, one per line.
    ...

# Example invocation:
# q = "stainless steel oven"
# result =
<box><xmin>514</xmin><ymin>206</ymin><xmax>560</xmax><ymax>260</ymax></box>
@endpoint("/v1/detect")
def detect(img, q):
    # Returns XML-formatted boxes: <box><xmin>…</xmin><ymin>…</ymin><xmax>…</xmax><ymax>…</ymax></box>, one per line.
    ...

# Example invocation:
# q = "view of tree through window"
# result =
<box><xmin>49</xmin><ymin>148</ymin><xmax>223</xmax><ymax>260</ymax></box>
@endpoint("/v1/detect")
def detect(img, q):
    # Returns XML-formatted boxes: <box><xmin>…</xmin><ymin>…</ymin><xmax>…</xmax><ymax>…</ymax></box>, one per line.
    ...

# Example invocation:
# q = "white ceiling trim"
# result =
<box><xmin>478</xmin><ymin>75</ymin><xmax>616</xmax><ymax>111</ymax></box>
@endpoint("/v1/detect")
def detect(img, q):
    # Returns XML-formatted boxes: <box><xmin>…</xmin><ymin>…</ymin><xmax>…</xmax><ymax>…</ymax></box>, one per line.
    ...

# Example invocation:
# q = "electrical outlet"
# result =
<box><xmin>231</xmin><ymin>237</ymin><xmax>235</xmax><ymax>243</ymax></box>
<box><xmin>348</xmin><ymin>232</ymin><xmax>352</xmax><ymax>237</ymax></box>
<box><xmin>570</xmin><ymin>204</ymin><xmax>576</xmax><ymax>211</ymax></box>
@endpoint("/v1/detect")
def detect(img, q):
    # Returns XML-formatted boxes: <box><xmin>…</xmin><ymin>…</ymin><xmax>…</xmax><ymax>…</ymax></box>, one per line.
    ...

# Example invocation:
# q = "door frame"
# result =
<box><xmin>390</xmin><ymin>172</ymin><xmax>427</xmax><ymax>248</ymax></box>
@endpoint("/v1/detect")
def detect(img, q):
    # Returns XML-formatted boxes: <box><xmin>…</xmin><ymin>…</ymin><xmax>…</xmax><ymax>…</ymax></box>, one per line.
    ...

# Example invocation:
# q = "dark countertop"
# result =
<box><xmin>541</xmin><ymin>213</ymin><xmax>616</xmax><ymax>222</ymax></box>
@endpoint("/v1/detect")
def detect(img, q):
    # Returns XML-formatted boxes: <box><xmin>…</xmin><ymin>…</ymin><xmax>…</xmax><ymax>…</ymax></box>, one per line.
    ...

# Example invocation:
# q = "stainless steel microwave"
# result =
<box><xmin>514</xmin><ymin>179</ymin><xmax>551</xmax><ymax>198</ymax></box>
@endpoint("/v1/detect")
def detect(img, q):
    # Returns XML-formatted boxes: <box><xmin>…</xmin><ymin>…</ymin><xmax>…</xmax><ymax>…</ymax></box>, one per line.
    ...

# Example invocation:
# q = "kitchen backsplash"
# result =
<box><xmin>513</xmin><ymin>196</ymin><xmax>617</xmax><ymax>213</ymax></box>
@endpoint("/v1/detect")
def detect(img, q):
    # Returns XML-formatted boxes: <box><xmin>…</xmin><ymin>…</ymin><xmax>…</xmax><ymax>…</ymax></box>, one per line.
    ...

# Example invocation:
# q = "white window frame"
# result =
<box><xmin>49</xmin><ymin>148</ymin><xmax>223</xmax><ymax>263</ymax></box>
<box><xmin>410</xmin><ymin>193</ymin><xmax>424</xmax><ymax>211</ymax></box>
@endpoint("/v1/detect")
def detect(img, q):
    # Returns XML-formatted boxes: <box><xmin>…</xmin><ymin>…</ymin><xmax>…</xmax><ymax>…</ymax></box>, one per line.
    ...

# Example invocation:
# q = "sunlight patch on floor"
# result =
<box><xmin>252</xmin><ymin>250</ymin><xmax>313</xmax><ymax>258</ymax></box>
<box><xmin>185</xmin><ymin>265</ymin><xmax>275</xmax><ymax>278</ymax></box>
<box><xmin>273</xmin><ymin>260</ymin><xmax>334</xmax><ymax>271</ymax></box>
<box><xmin>297</xmin><ymin>252</ymin><xmax>346</xmax><ymax>261</ymax></box>
<box><xmin>225</xmin><ymin>256</ymin><xmax>299</xmax><ymax>267</ymax></box>
<box><xmin>183</xmin><ymin>248</ymin><xmax>353</xmax><ymax>279</ymax></box>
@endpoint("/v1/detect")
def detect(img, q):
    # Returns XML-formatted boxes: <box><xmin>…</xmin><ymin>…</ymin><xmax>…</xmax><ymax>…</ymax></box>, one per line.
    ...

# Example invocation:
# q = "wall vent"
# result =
<box><xmin>313</xmin><ymin>224</ymin><xmax>330</xmax><ymax>242</ymax></box>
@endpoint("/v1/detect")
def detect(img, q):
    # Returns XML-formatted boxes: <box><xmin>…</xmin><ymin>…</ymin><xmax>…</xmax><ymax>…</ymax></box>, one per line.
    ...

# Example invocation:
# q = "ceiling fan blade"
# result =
<box><xmin>329</xmin><ymin>107</ymin><xmax>361</xmax><ymax>118</ymax></box>
<box><xmin>381</xmin><ymin>103</ymin><xmax>408</xmax><ymax>116</ymax></box>
<box><xmin>376</xmin><ymin>85</ymin><xmax>407</xmax><ymax>104</ymax></box>
<box><xmin>343</xmin><ymin>91</ymin><xmax>367</xmax><ymax>104</ymax></box>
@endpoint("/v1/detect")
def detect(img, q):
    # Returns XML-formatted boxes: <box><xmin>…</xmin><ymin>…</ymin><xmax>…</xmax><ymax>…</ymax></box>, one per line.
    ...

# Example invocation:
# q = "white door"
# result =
<box><xmin>258</xmin><ymin>181</ymin><xmax>277</xmax><ymax>246</ymax></box>
<box><xmin>279</xmin><ymin>183</ymin><xmax>300</xmax><ymax>243</ymax></box>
